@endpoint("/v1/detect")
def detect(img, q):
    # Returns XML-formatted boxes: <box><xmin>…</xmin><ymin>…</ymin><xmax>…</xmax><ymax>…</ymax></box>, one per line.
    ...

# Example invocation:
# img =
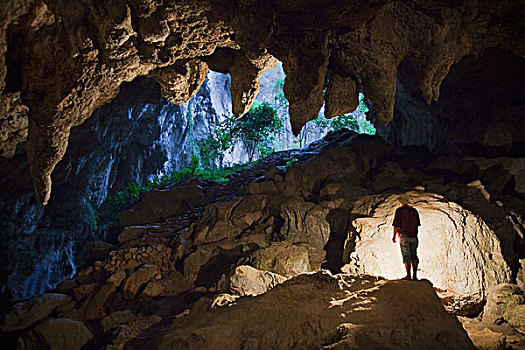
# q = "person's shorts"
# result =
<box><xmin>400</xmin><ymin>236</ymin><xmax>419</xmax><ymax>263</ymax></box>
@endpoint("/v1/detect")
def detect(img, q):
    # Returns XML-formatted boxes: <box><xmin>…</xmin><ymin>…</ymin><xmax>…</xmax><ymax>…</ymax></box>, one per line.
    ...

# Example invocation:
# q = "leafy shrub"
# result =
<box><xmin>107</xmin><ymin>155</ymin><xmax>252</xmax><ymax>218</ymax></box>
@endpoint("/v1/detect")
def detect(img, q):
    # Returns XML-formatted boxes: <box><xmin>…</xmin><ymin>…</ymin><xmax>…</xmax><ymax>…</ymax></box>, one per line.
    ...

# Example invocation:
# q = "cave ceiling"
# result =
<box><xmin>1</xmin><ymin>0</ymin><xmax>524</xmax><ymax>204</ymax></box>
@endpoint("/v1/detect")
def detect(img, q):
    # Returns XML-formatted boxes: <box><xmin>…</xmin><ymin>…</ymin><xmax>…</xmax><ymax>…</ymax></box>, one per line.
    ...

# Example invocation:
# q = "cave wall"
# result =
<box><xmin>379</xmin><ymin>49</ymin><xmax>525</xmax><ymax>151</ymax></box>
<box><xmin>0</xmin><ymin>73</ymin><xmax>232</xmax><ymax>299</ymax></box>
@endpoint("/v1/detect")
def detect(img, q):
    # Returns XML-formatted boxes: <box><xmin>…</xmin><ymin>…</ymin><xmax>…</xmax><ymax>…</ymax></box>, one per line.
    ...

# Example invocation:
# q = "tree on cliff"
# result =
<box><xmin>200</xmin><ymin>115</ymin><xmax>237</xmax><ymax>169</ymax></box>
<box><xmin>234</xmin><ymin>102</ymin><xmax>282</xmax><ymax>162</ymax></box>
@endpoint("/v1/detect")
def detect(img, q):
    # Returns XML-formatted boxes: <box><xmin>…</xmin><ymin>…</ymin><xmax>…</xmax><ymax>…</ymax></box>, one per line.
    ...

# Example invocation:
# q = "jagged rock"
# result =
<box><xmin>0</xmin><ymin>293</ymin><xmax>71</xmax><ymax>332</ymax></box>
<box><xmin>228</xmin><ymin>265</ymin><xmax>287</xmax><ymax>296</ymax></box>
<box><xmin>119</xmin><ymin>183</ymin><xmax>206</xmax><ymax>226</ymax></box>
<box><xmin>23</xmin><ymin>318</ymin><xmax>93</xmax><ymax>350</ymax></box>
<box><xmin>0</xmin><ymin>92</ymin><xmax>28</xmax><ymax>158</ymax></box>
<box><xmin>483</xmin><ymin>284</ymin><xmax>525</xmax><ymax>333</ymax></box>
<box><xmin>319</xmin><ymin>182</ymin><xmax>370</xmax><ymax>201</ymax></box>
<box><xmin>183</xmin><ymin>233</ymin><xmax>269</xmax><ymax>285</ymax></box>
<box><xmin>294</xmin><ymin>134</ymin><xmax>391</xmax><ymax>191</ymax></box>
<box><xmin>194</xmin><ymin>195</ymin><xmax>268</xmax><ymax>244</ymax></box>
<box><xmin>100</xmin><ymin>310</ymin><xmax>136</xmax><ymax>333</ymax></box>
<box><xmin>349</xmin><ymin>191</ymin><xmax>512</xmax><ymax>309</ymax></box>
<box><xmin>159</xmin><ymin>272</ymin><xmax>475</xmax><ymax>349</ymax></box>
<box><xmin>80</xmin><ymin>241</ymin><xmax>117</xmax><ymax>265</ymax></box>
<box><xmin>118</xmin><ymin>225</ymin><xmax>157</xmax><ymax>244</ymax></box>
<box><xmin>122</xmin><ymin>265</ymin><xmax>160</xmax><ymax>300</ymax></box>
<box><xmin>2</xmin><ymin>0</ymin><xmax>524</xmax><ymax>203</ymax></box>
<box><xmin>245</xmin><ymin>181</ymin><xmax>277</xmax><ymax>195</ymax></box>
<box><xmin>56</xmin><ymin>279</ymin><xmax>79</xmax><ymax>294</ymax></box>
<box><xmin>518</xmin><ymin>259</ymin><xmax>525</xmax><ymax>292</ymax></box>
<box><xmin>104</xmin><ymin>245</ymin><xmax>173</xmax><ymax>274</ymax></box>
<box><xmin>459</xmin><ymin>324</ymin><xmax>507</xmax><ymax>350</ymax></box>
<box><xmin>371</xmin><ymin>162</ymin><xmax>410</xmax><ymax>192</ymax></box>
<box><xmin>77</xmin><ymin>282</ymin><xmax>116</xmax><ymax>320</ymax></box>
<box><xmin>107</xmin><ymin>270</ymin><xmax>127</xmax><ymax>287</ymax></box>
<box><xmin>108</xmin><ymin>314</ymin><xmax>162</xmax><ymax>350</ymax></box>
<box><xmin>474</xmin><ymin>158</ymin><xmax>525</xmax><ymax>196</ymax></box>
<box><xmin>279</xmin><ymin>196</ymin><xmax>330</xmax><ymax>251</ymax></box>
<box><xmin>149</xmin><ymin>59</ymin><xmax>209</xmax><ymax>105</ymax></box>
<box><xmin>72</xmin><ymin>283</ymin><xmax>97</xmax><ymax>301</ymax></box>
<box><xmin>141</xmin><ymin>271</ymin><xmax>191</xmax><ymax>298</ymax></box>
<box><xmin>241</xmin><ymin>241</ymin><xmax>311</xmax><ymax>277</ymax></box>
<box><xmin>263</xmin><ymin>166</ymin><xmax>285</xmax><ymax>181</ymax></box>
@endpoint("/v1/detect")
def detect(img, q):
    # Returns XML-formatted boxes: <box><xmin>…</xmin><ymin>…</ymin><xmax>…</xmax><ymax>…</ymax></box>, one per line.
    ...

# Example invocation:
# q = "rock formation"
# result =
<box><xmin>0</xmin><ymin>73</ymin><xmax>231</xmax><ymax>300</ymax></box>
<box><xmin>1</xmin><ymin>0</ymin><xmax>524</xmax><ymax>203</ymax></box>
<box><xmin>1</xmin><ymin>130</ymin><xmax>524</xmax><ymax>348</ymax></box>
<box><xmin>1</xmin><ymin>0</ymin><xmax>525</xmax><ymax>348</ymax></box>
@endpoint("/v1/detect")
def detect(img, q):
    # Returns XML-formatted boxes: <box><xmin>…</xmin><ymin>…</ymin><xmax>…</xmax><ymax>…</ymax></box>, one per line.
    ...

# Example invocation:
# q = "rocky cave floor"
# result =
<box><xmin>1</xmin><ymin>129</ymin><xmax>525</xmax><ymax>350</ymax></box>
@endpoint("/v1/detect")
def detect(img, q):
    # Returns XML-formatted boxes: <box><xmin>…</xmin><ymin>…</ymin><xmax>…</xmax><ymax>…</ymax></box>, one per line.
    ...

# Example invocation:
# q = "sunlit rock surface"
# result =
<box><xmin>160</xmin><ymin>272</ymin><xmax>475</xmax><ymax>350</ymax></box>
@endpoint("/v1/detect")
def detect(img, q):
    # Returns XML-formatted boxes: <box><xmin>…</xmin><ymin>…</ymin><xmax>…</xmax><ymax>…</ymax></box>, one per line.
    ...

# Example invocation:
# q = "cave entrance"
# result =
<box><xmin>345</xmin><ymin>192</ymin><xmax>512</xmax><ymax>312</ymax></box>
<box><xmin>199</xmin><ymin>62</ymin><xmax>376</xmax><ymax>167</ymax></box>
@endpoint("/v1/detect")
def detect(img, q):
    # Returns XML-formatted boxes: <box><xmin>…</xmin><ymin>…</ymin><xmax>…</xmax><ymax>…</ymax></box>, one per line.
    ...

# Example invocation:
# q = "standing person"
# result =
<box><xmin>392</xmin><ymin>194</ymin><xmax>421</xmax><ymax>280</ymax></box>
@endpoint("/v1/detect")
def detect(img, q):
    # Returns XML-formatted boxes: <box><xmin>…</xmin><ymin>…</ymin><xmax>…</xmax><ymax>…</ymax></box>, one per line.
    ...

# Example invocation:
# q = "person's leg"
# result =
<box><xmin>411</xmin><ymin>262</ymin><xmax>418</xmax><ymax>280</ymax></box>
<box><xmin>410</xmin><ymin>239</ymin><xmax>419</xmax><ymax>280</ymax></box>
<box><xmin>400</xmin><ymin>238</ymin><xmax>411</xmax><ymax>279</ymax></box>
<box><xmin>403</xmin><ymin>263</ymin><xmax>411</xmax><ymax>279</ymax></box>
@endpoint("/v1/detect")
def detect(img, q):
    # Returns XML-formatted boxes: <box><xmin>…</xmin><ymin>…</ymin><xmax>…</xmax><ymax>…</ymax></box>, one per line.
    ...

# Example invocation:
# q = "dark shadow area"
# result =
<box><xmin>322</xmin><ymin>209</ymin><xmax>352</xmax><ymax>273</ymax></box>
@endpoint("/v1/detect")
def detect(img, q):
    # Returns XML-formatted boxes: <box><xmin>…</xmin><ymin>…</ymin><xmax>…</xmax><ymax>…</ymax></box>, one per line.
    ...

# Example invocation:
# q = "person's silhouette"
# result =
<box><xmin>392</xmin><ymin>194</ymin><xmax>421</xmax><ymax>280</ymax></box>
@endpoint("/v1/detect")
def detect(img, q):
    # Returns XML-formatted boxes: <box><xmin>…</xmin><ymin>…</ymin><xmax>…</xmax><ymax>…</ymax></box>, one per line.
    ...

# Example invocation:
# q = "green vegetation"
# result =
<box><xmin>200</xmin><ymin>114</ymin><xmax>237</xmax><ymax>169</ymax></box>
<box><xmin>108</xmin><ymin>155</ymin><xmax>253</xmax><ymax>218</ymax></box>
<box><xmin>200</xmin><ymin>102</ymin><xmax>283</xmax><ymax>166</ymax></box>
<box><xmin>234</xmin><ymin>102</ymin><xmax>283</xmax><ymax>161</ymax></box>
<box><xmin>108</xmin><ymin>80</ymin><xmax>375</xmax><ymax>219</ymax></box>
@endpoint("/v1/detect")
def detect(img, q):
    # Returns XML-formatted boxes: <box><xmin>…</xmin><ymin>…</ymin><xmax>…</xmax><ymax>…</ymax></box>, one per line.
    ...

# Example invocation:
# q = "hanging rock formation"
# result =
<box><xmin>1</xmin><ymin>0</ymin><xmax>524</xmax><ymax>203</ymax></box>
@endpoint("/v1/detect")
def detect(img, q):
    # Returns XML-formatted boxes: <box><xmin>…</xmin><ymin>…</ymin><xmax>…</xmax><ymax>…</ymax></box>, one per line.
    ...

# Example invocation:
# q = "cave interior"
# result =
<box><xmin>0</xmin><ymin>0</ymin><xmax>525</xmax><ymax>349</ymax></box>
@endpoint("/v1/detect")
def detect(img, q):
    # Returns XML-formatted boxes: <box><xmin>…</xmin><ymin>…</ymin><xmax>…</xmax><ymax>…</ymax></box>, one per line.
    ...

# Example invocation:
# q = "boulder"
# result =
<box><xmin>119</xmin><ymin>183</ymin><xmax>206</xmax><ymax>226</ymax></box>
<box><xmin>371</xmin><ymin>162</ymin><xmax>410</xmax><ymax>192</ymax></box>
<box><xmin>79</xmin><ymin>240</ymin><xmax>116</xmax><ymax>265</ymax></box>
<box><xmin>246</xmin><ymin>181</ymin><xmax>277</xmax><ymax>195</ymax></box>
<box><xmin>118</xmin><ymin>225</ymin><xmax>159</xmax><ymax>244</ymax></box>
<box><xmin>194</xmin><ymin>195</ymin><xmax>268</xmax><ymax>244</ymax></box>
<box><xmin>25</xmin><ymin>318</ymin><xmax>93</xmax><ymax>350</ymax></box>
<box><xmin>100</xmin><ymin>310</ymin><xmax>136</xmax><ymax>332</ymax></box>
<box><xmin>108</xmin><ymin>315</ymin><xmax>162</xmax><ymax>349</ymax></box>
<box><xmin>474</xmin><ymin>157</ymin><xmax>525</xmax><ymax>196</ymax></box>
<box><xmin>483</xmin><ymin>284</ymin><xmax>525</xmax><ymax>334</ymax></box>
<box><xmin>160</xmin><ymin>272</ymin><xmax>475</xmax><ymax>349</ymax></box>
<box><xmin>107</xmin><ymin>270</ymin><xmax>127</xmax><ymax>287</ymax></box>
<box><xmin>279</xmin><ymin>196</ymin><xmax>330</xmax><ymax>250</ymax></box>
<box><xmin>264</xmin><ymin>166</ymin><xmax>285</xmax><ymax>181</ymax></box>
<box><xmin>78</xmin><ymin>282</ymin><xmax>117</xmax><ymax>320</ymax></box>
<box><xmin>0</xmin><ymin>293</ymin><xmax>71</xmax><ymax>332</ymax></box>
<box><xmin>193</xmin><ymin>199</ymin><xmax>243</xmax><ymax>244</ymax></box>
<box><xmin>141</xmin><ymin>271</ymin><xmax>191</xmax><ymax>298</ymax></box>
<box><xmin>241</xmin><ymin>241</ymin><xmax>311</xmax><ymax>277</ymax></box>
<box><xmin>122</xmin><ymin>265</ymin><xmax>160</xmax><ymax>300</ymax></box>
<box><xmin>72</xmin><ymin>283</ymin><xmax>97</xmax><ymax>301</ymax></box>
<box><xmin>228</xmin><ymin>265</ymin><xmax>287</xmax><ymax>296</ymax></box>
